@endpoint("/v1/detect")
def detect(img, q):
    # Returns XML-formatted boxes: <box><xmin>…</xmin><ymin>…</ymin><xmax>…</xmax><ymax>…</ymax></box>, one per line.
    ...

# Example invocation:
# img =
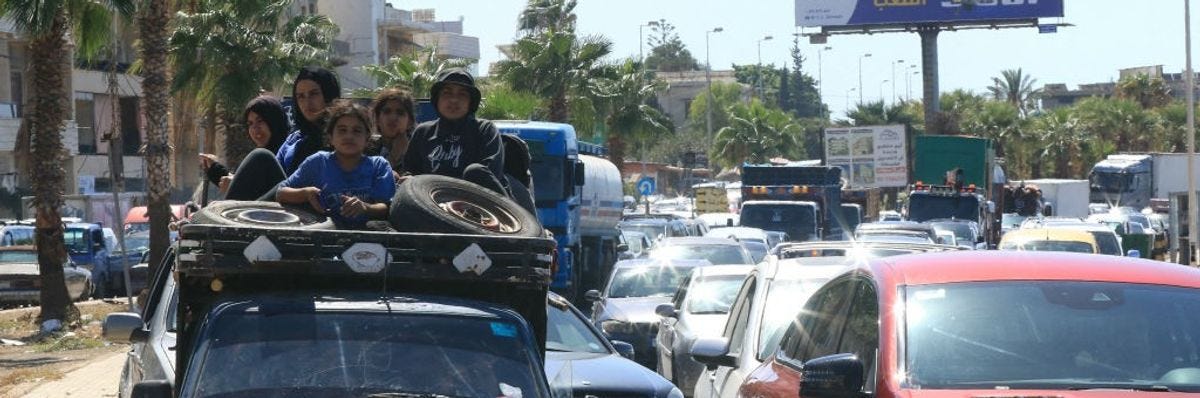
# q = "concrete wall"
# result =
<box><xmin>320</xmin><ymin>0</ymin><xmax>384</xmax><ymax>91</ymax></box>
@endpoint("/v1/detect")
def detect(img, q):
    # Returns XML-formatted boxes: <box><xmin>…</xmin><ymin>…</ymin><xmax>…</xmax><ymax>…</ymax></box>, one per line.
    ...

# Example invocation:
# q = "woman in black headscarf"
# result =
<box><xmin>275</xmin><ymin>66</ymin><xmax>342</xmax><ymax>176</ymax></box>
<box><xmin>199</xmin><ymin>95</ymin><xmax>291</xmax><ymax>200</ymax></box>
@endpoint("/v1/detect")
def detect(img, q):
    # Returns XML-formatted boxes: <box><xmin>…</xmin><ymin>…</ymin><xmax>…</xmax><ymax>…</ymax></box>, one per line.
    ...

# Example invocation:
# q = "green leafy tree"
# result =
<box><xmin>713</xmin><ymin>100</ymin><xmax>802</xmax><ymax>168</ymax></box>
<box><xmin>596</xmin><ymin>59</ymin><xmax>674</xmax><ymax>172</ymax></box>
<box><xmin>1074</xmin><ymin>97</ymin><xmax>1158</xmax><ymax>152</ymax></box>
<box><xmin>934</xmin><ymin>89</ymin><xmax>988</xmax><ymax>135</ymax></box>
<box><xmin>518</xmin><ymin>0</ymin><xmax>576</xmax><ymax>33</ymax></box>
<box><xmin>0</xmin><ymin>0</ymin><xmax>135</xmax><ymax>323</ymax></box>
<box><xmin>962</xmin><ymin>101</ymin><xmax>1023</xmax><ymax>158</ymax></box>
<box><xmin>170</xmin><ymin>0</ymin><xmax>338</xmax><ymax>166</ymax></box>
<box><xmin>1115</xmin><ymin>73</ymin><xmax>1173</xmax><ymax>109</ymax></box>
<box><xmin>1028</xmin><ymin>107</ymin><xmax>1087</xmax><ymax>178</ymax></box>
<box><xmin>733</xmin><ymin>64</ymin><xmax>780</xmax><ymax>101</ymax></box>
<box><xmin>685</xmin><ymin>81</ymin><xmax>746</xmax><ymax>134</ymax></box>
<box><xmin>844</xmin><ymin>100</ymin><xmax>919</xmax><ymax>127</ymax></box>
<box><xmin>644</xmin><ymin>19</ymin><xmax>698</xmax><ymax>72</ymax></box>
<box><xmin>477</xmin><ymin>80</ymin><xmax>543</xmax><ymax>121</ymax></box>
<box><xmin>354</xmin><ymin>47</ymin><xmax>475</xmax><ymax>98</ymax></box>
<box><xmin>987</xmin><ymin>68</ymin><xmax>1041</xmax><ymax>116</ymax></box>
<box><xmin>785</xmin><ymin>37</ymin><xmax>826</xmax><ymax>118</ymax></box>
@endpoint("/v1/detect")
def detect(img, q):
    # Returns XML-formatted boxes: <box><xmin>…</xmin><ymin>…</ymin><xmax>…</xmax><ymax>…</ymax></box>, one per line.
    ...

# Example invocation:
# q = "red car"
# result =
<box><xmin>698</xmin><ymin>251</ymin><xmax>1200</xmax><ymax>397</ymax></box>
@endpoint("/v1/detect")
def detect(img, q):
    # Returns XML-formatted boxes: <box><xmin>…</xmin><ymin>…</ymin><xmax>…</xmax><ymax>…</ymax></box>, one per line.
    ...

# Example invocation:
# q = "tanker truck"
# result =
<box><xmin>497</xmin><ymin>121</ymin><xmax>624</xmax><ymax>302</ymax></box>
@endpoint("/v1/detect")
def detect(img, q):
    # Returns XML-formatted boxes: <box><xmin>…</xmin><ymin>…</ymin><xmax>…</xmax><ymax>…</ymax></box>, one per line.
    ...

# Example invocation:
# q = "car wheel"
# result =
<box><xmin>389</xmin><ymin>175</ymin><xmax>543</xmax><ymax>237</ymax></box>
<box><xmin>191</xmin><ymin>201</ymin><xmax>335</xmax><ymax>230</ymax></box>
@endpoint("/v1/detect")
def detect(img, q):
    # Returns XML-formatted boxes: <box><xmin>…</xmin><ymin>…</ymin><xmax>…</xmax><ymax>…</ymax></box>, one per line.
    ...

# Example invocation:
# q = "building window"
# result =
<box><xmin>683</xmin><ymin>99</ymin><xmax>693</xmax><ymax>118</ymax></box>
<box><xmin>75</xmin><ymin>92</ymin><xmax>96</xmax><ymax>154</ymax></box>
<box><xmin>120</xmin><ymin>97</ymin><xmax>141</xmax><ymax>155</ymax></box>
<box><xmin>10</xmin><ymin>71</ymin><xmax>21</xmax><ymax>118</ymax></box>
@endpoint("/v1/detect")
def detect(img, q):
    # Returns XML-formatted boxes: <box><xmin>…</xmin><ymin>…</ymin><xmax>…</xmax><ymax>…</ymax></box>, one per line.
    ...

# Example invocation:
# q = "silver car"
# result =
<box><xmin>0</xmin><ymin>246</ymin><xmax>92</xmax><ymax>303</ymax></box>
<box><xmin>654</xmin><ymin>264</ymin><xmax>753</xmax><ymax>396</ymax></box>
<box><xmin>103</xmin><ymin>249</ymin><xmax>177</xmax><ymax>398</ymax></box>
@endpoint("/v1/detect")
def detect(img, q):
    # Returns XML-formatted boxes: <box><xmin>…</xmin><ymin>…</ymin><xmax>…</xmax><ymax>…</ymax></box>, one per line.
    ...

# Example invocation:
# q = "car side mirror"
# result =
<box><xmin>611</xmin><ymin>340</ymin><xmax>635</xmax><ymax>360</ymax></box>
<box><xmin>102</xmin><ymin>312</ymin><xmax>148</xmax><ymax>344</ymax></box>
<box><xmin>616</xmin><ymin>243</ymin><xmax>629</xmax><ymax>253</ymax></box>
<box><xmin>689</xmin><ymin>337</ymin><xmax>735</xmax><ymax>370</ymax></box>
<box><xmin>655</xmin><ymin>303</ymin><xmax>677</xmax><ymax>318</ymax></box>
<box><xmin>618</xmin><ymin>251</ymin><xmax>634</xmax><ymax>260</ymax></box>
<box><xmin>799</xmin><ymin>353</ymin><xmax>864</xmax><ymax>397</ymax></box>
<box><xmin>574</xmin><ymin>162</ymin><xmax>586</xmax><ymax>186</ymax></box>
<box><xmin>584</xmin><ymin>290</ymin><xmax>602</xmax><ymax>302</ymax></box>
<box><xmin>131</xmin><ymin>380</ymin><xmax>172</xmax><ymax>398</ymax></box>
<box><xmin>1127</xmin><ymin>249</ymin><xmax>1141</xmax><ymax>258</ymax></box>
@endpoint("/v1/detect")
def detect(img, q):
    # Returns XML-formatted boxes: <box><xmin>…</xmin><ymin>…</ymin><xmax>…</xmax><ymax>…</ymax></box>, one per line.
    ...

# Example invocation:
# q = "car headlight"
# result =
<box><xmin>600</xmin><ymin>319</ymin><xmax>636</xmax><ymax>335</ymax></box>
<box><xmin>666</xmin><ymin>387</ymin><xmax>684</xmax><ymax>398</ymax></box>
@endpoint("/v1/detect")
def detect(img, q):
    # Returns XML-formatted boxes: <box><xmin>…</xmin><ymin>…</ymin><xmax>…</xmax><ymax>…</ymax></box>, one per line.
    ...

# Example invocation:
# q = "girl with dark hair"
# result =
<box><xmin>277</xmin><ymin>101</ymin><xmax>394</xmax><ymax>229</ymax></box>
<box><xmin>369</xmin><ymin>88</ymin><xmax>415</xmax><ymax>176</ymax></box>
<box><xmin>199</xmin><ymin>95</ymin><xmax>291</xmax><ymax>200</ymax></box>
<box><xmin>276</xmin><ymin>66</ymin><xmax>342</xmax><ymax>175</ymax></box>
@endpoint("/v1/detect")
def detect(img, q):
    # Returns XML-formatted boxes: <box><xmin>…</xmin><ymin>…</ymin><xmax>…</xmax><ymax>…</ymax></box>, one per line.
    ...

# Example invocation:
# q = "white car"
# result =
<box><xmin>654</xmin><ymin>264</ymin><xmax>754</xmax><ymax>396</ymax></box>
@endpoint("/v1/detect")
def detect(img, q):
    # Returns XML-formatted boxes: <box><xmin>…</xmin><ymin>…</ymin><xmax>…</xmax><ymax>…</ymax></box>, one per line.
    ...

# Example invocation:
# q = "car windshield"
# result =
<box><xmin>904</xmin><ymin>281</ymin><xmax>1200</xmax><ymax>392</ymax></box>
<box><xmin>606</xmin><ymin>266</ymin><xmax>693</xmax><ymax>298</ymax></box>
<box><xmin>63</xmin><ymin>228</ymin><xmax>90</xmax><ymax>254</ymax></box>
<box><xmin>687</xmin><ymin>275</ymin><xmax>746</xmax><ymax>315</ymax></box>
<box><xmin>189</xmin><ymin>312</ymin><xmax>542</xmax><ymax>398</ymax></box>
<box><xmin>621</xmin><ymin>224</ymin><xmax>667</xmax><ymax>241</ymax></box>
<box><xmin>0</xmin><ymin>250</ymin><xmax>36</xmax><ymax>263</ymax></box>
<box><xmin>546</xmin><ymin>303</ymin><xmax>608</xmax><ymax>354</ymax></box>
<box><xmin>649</xmin><ymin>244</ymin><xmax>752</xmax><ymax>265</ymax></box>
<box><xmin>1001</xmin><ymin>240</ymin><xmax>1094</xmax><ymax>253</ymax></box>
<box><xmin>1090</xmin><ymin>172</ymin><xmax>1134</xmax><ymax>193</ymax></box>
<box><xmin>756</xmin><ymin>277</ymin><xmax>831</xmax><ymax>360</ymax></box>
<box><xmin>740</xmin><ymin>205</ymin><xmax>818</xmax><ymax>242</ymax></box>
<box><xmin>857</xmin><ymin>233</ymin><xmax>934</xmax><ymax>244</ymax></box>
<box><xmin>932</xmin><ymin>222</ymin><xmax>975</xmax><ymax>244</ymax></box>
<box><xmin>907</xmin><ymin>195</ymin><xmax>980</xmax><ymax>222</ymax></box>
<box><xmin>123</xmin><ymin>234</ymin><xmax>150</xmax><ymax>252</ymax></box>
<box><xmin>1002</xmin><ymin>214</ymin><xmax>1027</xmax><ymax>229</ymax></box>
<box><xmin>741</xmin><ymin>241</ymin><xmax>767</xmax><ymax>263</ymax></box>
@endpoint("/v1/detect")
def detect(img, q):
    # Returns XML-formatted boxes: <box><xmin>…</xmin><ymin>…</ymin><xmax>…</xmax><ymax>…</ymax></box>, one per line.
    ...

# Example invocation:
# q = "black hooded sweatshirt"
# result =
<box><xmin>404</xmin><ymin>69</ymin><xmax>507</xmax><ymax>191</ymax></box>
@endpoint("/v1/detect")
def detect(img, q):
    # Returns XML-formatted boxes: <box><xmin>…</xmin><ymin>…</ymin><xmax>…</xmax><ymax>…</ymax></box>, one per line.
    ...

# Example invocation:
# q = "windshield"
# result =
<box><xmin>932</xmin><ymin>222</ymin><xmax>975</xmax><ymax>244</ymax></box>
<box><xmin>189</xmin><ymin>312</ymin><xmax>542</xmax><ymax>398</ymax></box>
<box><xmin>1000</xmin><ymin>240</ymin><xmax>1094</xmax><ymax>253</ymax></box>
<box><xmin>606</xmin><ymin>266</ymin><xmax>693</xmax><ymax>298</ymax></box>
<box><xmin>546</xmin><ymin>303</ymin><xmax>608</xmax><ymax>354</ymax></box>
<box><xmin>63</xmin><ymin>228</ymin><xmax>89</xmax><ymax>254</ymax></box>
<box><xmin>740</xmin><ymin>205</ymin><xmax>818</xmax><ymax>241</ymax></box>
<box><xmin>1090</xmin><ymin>232</ymin><xmax>1122</xmax><ymax>256</ymax></box>
<box><xmin>620</xmin><ymin>224</ymin><xmax>667</xmax><ymax>241</ymax></box>
<box><xmin>0</xmin><ymin>250</ymin><xmax>36</xmax><ymax>263</ymax></box>
<box><xmin>686</xmin><ymin>275</ymin><xmax>746</xmax><ymax>315</ymax></box>
<box><xmin>1002</xmin><ymin>214</ymin><xmax>1027</xmax><ymax>229</ymax></box>
<box><xmin>122</xmin><ymin>234</ymin><xmax>151</xmax><ymax>253</ymax></box>
<box><xmin>904</xmin><ymin>281</ymin><xmax>1200</xmax><ymax>392</ymax></box>
<box><xmin>649</xmin><ymin>244</ymin><xmax>752</xmax><ymax>265</ymax></box>
<box><xmin>857</xmin><ymin>233</ymin><xmax>934</xmax><ymax>244</ymax></box>
<box><xmin>757</xmin><ymin>278</ymin><xmax>830</xmax><ymax>360</ymax></box>
<box><xmin>1089</xmin><ymin>171</ymin><xmax>1134</xmax><ymax>193</ymax></box>
<box><xmin>527</xmin><ymin>140</ymin><xmax>566</xmax><ymax>202</ymax></box>
<box><xmin>741</xmin><ymin>241</ymin><xmax>767</xmax><ymax>263</ymax></box>
<box><xmin>908</xmin><ymin>195</ymin><xmax>980</xmax><ymax>223</ymax></box>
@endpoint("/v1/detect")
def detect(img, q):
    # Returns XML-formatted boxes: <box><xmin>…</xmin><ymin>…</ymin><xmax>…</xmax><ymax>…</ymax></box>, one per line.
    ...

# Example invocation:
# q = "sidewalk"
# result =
<box><xmin>20</xmin><ymin>350</ymin><xmax>123</xmax><ymax>398</ymax></box>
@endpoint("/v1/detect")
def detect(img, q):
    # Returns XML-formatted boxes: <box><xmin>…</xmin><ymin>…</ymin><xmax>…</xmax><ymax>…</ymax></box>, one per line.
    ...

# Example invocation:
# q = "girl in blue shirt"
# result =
<box><xmin>277</xmin><ymin>101</ymin><xmax>394</xmax><ymax>228</ymax></box>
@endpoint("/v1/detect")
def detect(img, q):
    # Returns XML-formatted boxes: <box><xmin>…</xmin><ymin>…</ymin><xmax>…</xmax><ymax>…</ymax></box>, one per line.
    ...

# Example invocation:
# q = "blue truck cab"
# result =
<box><xmin>64</xmin><ymin>222</ymin><xmax>140</xmax><ymax>298</ymax></box>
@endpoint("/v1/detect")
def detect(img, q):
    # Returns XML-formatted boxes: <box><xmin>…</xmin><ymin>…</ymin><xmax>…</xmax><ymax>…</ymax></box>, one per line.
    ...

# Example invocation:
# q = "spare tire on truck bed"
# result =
<box><xmin>390</xmin><ymin>175</ymin><xmax>543</xmax><ymax>237</ymax></box>
<box><xmin>191</xmin><ymin>200</ymin><xmax>335</xmax><ymax>230</ymax></box>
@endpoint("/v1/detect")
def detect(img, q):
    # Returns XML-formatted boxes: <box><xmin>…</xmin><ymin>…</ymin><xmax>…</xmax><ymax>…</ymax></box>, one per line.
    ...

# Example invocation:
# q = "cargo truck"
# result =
<box><xmin>1013</xmin><ymin>179</ymin><xmax>1089</xmax><ymax>218</ymax></box>
<box><xmin>909</xmin><ymin>135</ymin><xmax>1004</xmax><ymax>246</ymax></box>
<box><xmin>1089</xmin><ymin>153</ymin><xmax>1200</xmax><ymax>210</ymax></box>
<box><xmin>739</xmin><ymin>164</ymin><xmax>844</xmax><ymax>240</ymax></box>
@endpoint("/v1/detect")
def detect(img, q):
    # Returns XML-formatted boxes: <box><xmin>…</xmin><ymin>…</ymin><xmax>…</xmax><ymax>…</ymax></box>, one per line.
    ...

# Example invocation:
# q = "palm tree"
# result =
<box><xmin>517</xmin><ymin>0</ymin><xmax>577</xmax><ymax>34</ymax></box>
<box><xmin>170</xmin><ymin>0</ymin><xmax>337</xmax><ymax>166</ymax></box>
<box><xmin>597</xmin><ymin>59</ymin><xmax>673</xmax><ymax>172</ymax></box>
<box><xmin>713</xmin><ymin>101</ymin><xmax>801</xmax><ymax>168</ymax></box>
<box><xmin>477</xmin><ymin>81</ymin><xmax>543</xmax><ymax>121</ymax></box>
<box><xmin>353</xmin><ymin>47</ymin><xmax>475</xmax><ymax>98</ymax></box>
<box><xmin>987</xmin><ymin>68</ymin><xmax>1041</xmax><ymax>116</ymax></box>
<box><xmin>845</xmin><ymin>100</ymin><xmax>918</xmax><ymax>127</ymax></box>
<box><xmin>1115</xmin><ymin>73</ymin><xmax>1172</xmax><ymax>109</ymax></box>
<box><xmin>0</xmin><ymin>0</ymin><xmax>134</xmax><ymax>324</ymax></box>
<box><xmin>138</xmin><ymin>0</ymin><xmax>174</xmax><ymax>274</ymax></box>
<box><xmin>1030</xmin><ymin>108</ymin><xmax>1085</xmax><ymax>179</ymax></box>
<box><xmin>494</xmin><ymin>30</ymin><xmax>612</xmax><ymax>123</ymax></box>
<box><xmin>962</xmin><ymin>101</ymin><xmax>1023</xmax><ymax>158</ymax></box>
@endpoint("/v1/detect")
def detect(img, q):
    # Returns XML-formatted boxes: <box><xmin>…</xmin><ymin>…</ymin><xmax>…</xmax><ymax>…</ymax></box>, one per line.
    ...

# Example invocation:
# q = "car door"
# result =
<box><xmin>704</xmin><ymin>275</ymin><xmax>756</xmax><ymax>398</ymax></box>
<box><xmin>657</xmin><ymin>272</ymin><xmax>690</xmax><ymax>378</ymax></box>
<box><xmin>121</xmin><ymin>248</ymin><xmax>175</xmax><ymax>398</ymax></box>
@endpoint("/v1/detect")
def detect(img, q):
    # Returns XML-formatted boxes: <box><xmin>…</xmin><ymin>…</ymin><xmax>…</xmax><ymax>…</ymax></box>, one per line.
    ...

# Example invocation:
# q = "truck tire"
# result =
<box><xmin>191</xmin><ymin>201</ymin><xmax>335</xmax><ymax>230</ymax></box>
<box><xmin>390</xmin><ymin>175</ymin><xmax>543</xmax><ymax>237</ymax></box>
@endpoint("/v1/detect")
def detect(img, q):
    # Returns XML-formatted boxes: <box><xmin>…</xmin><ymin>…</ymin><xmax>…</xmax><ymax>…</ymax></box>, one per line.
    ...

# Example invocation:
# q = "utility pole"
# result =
<box><xmin>1187</xmin><ymin>0</ymin><xmax>1197</xmax><ymax>264</ymax></box>
<box><xmin>756</xmin><ymin>35</ymin><xmax>774</xmax><ymax>100</ymax></box>
<box><xmin>706</xmin><ymin>27</ymin><xmax>723</xmax><ymax>147</ymax></box>
<box><xmin>858</xmin><ymin>53</ymin><xmax>872</xmax><ymax>105</ymax></box>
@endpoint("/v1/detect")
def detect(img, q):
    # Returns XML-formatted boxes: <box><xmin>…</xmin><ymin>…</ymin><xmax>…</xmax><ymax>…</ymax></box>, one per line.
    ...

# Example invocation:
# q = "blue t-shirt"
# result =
<box><xmin>282</xmin><ymin>151</ymin><xmax>395</xmax><ymax>228</ymax></box>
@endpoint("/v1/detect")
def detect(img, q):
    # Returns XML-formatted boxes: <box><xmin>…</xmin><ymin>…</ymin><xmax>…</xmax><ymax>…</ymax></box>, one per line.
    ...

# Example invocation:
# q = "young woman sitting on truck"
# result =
<box><xmin>199</xmin><ymin>95</ymin><xmax>290</xmax><ymax>200</ymax></box>
<box><xmin>368</xmin><ymin>88</ymin><xmax>416</xmax><ymax>180</ymax></box>
<box><xmin>276</xmin><ymin>101</ymin><xmax>395</xmax><ymax>229</ymax></box>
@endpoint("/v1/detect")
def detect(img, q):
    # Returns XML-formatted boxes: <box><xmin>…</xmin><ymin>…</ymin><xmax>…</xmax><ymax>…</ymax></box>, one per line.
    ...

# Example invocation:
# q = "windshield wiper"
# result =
<box><xmin>1068</xmin><ymin>384</ymin><xmax>1174</xmax><ymax>392</ymax></box>
<box><xmin>367</xmin><ymin>393</ymin><xmax>459</xmax><ymax>398</ymax></box>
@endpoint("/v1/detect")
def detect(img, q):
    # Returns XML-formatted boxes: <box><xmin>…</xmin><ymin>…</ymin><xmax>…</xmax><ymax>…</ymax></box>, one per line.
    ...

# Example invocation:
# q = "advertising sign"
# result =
<box><xmin>796</xmin><ymin>0</ymin><xmax>1064</xmax><ymax>28</ymax></box>
<box><xmin>824</xmin><ymin>125</ymin><xmax>908</xmax><ymax>188</ymax></box>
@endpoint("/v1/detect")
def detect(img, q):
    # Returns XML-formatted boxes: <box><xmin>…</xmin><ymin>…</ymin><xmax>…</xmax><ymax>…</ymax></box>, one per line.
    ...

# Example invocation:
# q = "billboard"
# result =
<box><xmin>824</xmin><ymin>125</ymin><xmax>908</xmax><ymax>188</ymax></box>
<box><xmin>796</xmin><ymin>0</ymin><xmax>1064</xmax><ymax>28</ymax></box>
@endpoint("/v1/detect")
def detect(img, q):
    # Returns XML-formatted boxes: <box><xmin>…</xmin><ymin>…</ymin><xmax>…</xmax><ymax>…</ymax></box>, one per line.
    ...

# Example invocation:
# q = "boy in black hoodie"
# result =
<box><xmin>404</xmin><ymin>68</ymin><xmax>509</xmax><ymax>196</ymax></box>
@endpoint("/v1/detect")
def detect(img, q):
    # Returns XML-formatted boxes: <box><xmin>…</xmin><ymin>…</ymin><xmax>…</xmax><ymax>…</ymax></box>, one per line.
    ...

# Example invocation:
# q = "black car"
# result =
<box><xmin>546</xmin><ymin>293</ymin><xmax>682</xmax><ymax>398</ymax></box>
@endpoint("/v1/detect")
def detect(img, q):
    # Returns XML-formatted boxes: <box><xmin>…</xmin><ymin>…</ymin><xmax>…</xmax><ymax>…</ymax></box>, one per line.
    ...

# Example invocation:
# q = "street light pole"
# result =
<box><xmin>1187</xmin><ymin>0</ymin><xmax>1198</xmax><ymax>264</ymax></box>
<box><xmin>706</xmin><ymin>27</ymin><xmax>723</xmax><ymax>147</ymax></box>
<box><xmin>845</xmin><ymin>87</ymin><xmax>856</xmax><ymax>114</ymax></box>
<box><xmin>756</xmin><ymin>35</ymin><xmax>774</xmax><ymax>100</ymax></box>
<box><xmin>907</xmin><ymin>65</ymin><xmax>918</xmax><ymax>101</ymax></box>
<box><xmin>858</xmin><ymin>53</ymin><xmax>872</xmax><ymax>105</ymax></box>
<box><xmin>879</xmin><ymin>79</ymin><xmax>889</xmax><ymax>107</ymax></box>
<box><xmin>819</xmin><ymin>45</ymin><xmax>831</xmax><ymax>115</ymax></box>
<box><xmin>892</xmin><ymin>60</ymin><xmax>904</xmax><ymax>104</ymax></box>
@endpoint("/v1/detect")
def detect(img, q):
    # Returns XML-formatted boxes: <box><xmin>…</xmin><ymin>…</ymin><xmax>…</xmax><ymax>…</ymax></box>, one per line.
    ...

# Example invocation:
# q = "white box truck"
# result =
<box><xmin>1015</xmin><ymin>179</ymin><xmax>1090</xmax><ymax>218</ymax></box>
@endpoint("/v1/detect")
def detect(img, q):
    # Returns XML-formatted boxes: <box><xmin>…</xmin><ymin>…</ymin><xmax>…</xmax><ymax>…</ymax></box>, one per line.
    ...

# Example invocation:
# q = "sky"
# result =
<box><xmin>392</xmin><ymin>0</ymin><xmax>1195</xmax><ymax>119</ymax></box>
